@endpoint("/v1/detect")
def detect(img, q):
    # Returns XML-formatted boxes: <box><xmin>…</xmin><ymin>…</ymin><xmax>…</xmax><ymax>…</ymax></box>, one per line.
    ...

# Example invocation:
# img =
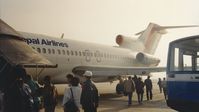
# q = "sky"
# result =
<box><xmin>0</xmin><ymin>0</ymin><xmax>199</xmax><ymax>66</ymax></box>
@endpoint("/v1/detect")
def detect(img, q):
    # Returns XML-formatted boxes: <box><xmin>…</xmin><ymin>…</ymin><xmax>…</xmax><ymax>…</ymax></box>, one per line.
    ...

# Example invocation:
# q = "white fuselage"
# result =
<box><xmin>20</xmin><ymin>32</ymin><xmax>159</xmax><ymax>83</ymax></box>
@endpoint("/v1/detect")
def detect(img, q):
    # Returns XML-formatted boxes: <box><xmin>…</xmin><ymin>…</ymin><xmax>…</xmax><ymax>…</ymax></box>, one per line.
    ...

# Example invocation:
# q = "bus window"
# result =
<box><xmin>174</xmin><ymin>48</ymin><xmax>179</xmax><ymax>71</ymax></box>
<box><xmin>183</xmin><ymin>55</ymin><xmax>192</xmax><ymax>71</ymax></box>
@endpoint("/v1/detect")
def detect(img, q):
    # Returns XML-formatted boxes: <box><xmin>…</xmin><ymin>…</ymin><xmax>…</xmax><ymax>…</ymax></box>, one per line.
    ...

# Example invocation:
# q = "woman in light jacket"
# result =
<box><xmin>63</xmin><ymin>77</ymin><xmax>82</xmax><ymax>112</ymax></box>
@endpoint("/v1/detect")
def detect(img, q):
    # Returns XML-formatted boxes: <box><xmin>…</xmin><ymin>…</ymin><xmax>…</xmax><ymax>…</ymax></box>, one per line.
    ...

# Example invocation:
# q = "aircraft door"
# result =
<box><xmin>95</xmin><ymin>50</ymin><xmax>101</xmax><ymax>63</ymax></box>
<box><xmin>85</xmin><ymin>50</ymin><xmax>91</xmax><ymax>62</ymax></box>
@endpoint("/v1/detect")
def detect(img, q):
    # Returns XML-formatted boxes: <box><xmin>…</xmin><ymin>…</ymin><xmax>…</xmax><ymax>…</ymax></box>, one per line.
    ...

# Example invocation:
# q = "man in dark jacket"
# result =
<box><xmin>42</xmin><ymin>76</ymin><xmax>58</xmax><ymax>112</ymax></box>
<box><xmin>136</xmin><ymin>77</ymin><xmax>145</xmax><ymax>104</ymax></box>
<box><xmin>81</xmin><ymin>71</ymin><xmax>99</xmax><ymax>112</ymax></box>
<box><xmin>144</xmin><ymin>76</ymin><xmax>153</xmax><ymax>100</ymax></box>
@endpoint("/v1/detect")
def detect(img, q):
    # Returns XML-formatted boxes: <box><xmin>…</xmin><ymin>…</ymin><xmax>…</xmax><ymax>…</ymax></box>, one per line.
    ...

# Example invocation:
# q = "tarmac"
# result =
<box><xmin>41</xmin><ymin>79</ymin><xmax>177</xmax><ymax>112</ymax></box>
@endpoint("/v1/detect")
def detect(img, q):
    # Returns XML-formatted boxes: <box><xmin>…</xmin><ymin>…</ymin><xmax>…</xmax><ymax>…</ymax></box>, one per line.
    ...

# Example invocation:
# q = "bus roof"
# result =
<box><xmin>170</xmin><ymin>35</ymin><xmax>199</xmax><ymax>50</ymax></box>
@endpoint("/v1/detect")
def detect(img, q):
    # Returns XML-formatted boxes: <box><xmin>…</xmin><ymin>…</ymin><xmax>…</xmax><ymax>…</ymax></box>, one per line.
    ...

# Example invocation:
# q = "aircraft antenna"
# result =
<box><xmin>61</xmin><ymin>33</ymin><xmax>64</xmax><ymax>39</ymax></box>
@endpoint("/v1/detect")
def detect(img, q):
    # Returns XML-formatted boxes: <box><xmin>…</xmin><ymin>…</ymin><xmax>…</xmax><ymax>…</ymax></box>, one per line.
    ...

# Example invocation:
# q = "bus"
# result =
<box><xmin>167</xmin><ymin>35</ymin><xmax>199</xmax><ymax>111</ymax></box>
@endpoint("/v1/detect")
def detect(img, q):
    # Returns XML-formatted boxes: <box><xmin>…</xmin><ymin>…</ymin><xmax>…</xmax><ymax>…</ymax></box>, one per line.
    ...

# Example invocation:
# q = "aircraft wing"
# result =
<box><xmin>0</xmin><ymin>19</ymin><xmax>57</xmax><ymax>68</ymax></box>
<box><xmin>73</xmin><ymin>65</ymin><xmax>165</xmax><ymax>76</ymax></box>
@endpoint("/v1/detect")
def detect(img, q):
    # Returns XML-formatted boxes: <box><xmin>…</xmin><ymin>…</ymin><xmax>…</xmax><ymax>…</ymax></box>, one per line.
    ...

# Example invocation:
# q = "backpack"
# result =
<box><xmin>116</xmin><ymin>83</ymin><xmax>124</xmax><ymax>94</ymax></box>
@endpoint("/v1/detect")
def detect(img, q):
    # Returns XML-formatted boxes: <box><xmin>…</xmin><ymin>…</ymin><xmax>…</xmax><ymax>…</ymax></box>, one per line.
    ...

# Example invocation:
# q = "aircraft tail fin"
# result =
<box><xmin>137</xmin><ymin>23</ymin><xmax>198</xmax><ymax>54</ymax></box>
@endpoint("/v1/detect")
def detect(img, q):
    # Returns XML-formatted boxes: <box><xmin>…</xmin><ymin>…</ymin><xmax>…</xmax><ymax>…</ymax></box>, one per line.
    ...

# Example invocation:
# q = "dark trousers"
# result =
<box><xmin>163</xmin><ymin>88</ymin><xmax>167</xmax><ymax>100</ymax></box>
<box><xmin>159</xmin><ymin>86</ymin><xmax>162</xmax><ymax>93</ymax></box>
<box><xmin>127</xmin><ymin>92</ymin><xmax>133</xmax><ymax>105</ymax></box>
<box><xmin>44</xmin><ymin>106</ymin><xmax>55</xmax><ymax>112</ymax></box>
<box><xmin>83</xmin><ymin>106</ymin><xmax>97</xmax><ymax>112</ymax></box>
<box><xmin>137</xmin><ymin>93</ymin><xmax>143</xmax><ymax>104</ymax></box>
<box><xmin>146</xmin><ymin>89</ymin><xmax>153</xmax><ymax>100</ymax></box>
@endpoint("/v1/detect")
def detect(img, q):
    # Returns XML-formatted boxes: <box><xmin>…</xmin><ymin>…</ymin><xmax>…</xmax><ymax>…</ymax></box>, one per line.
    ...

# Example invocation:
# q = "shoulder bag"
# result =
<box><xmin>64</xmin><ymin>88</ymin><xmax>79</xmax><ymax>112</ymax></box>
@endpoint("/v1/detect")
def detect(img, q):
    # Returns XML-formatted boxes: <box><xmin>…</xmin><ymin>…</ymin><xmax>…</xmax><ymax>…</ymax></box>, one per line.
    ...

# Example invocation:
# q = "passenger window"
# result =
<box><xmin>67</xmin><ymin>50</ymin><xmax>70</xmax><ymax>55</ymax></box>
<box><xmin>82</xmin><ymin>51</ymin><xmax>85</xmax><ymax>56</ymax></box>
<box><xmin>37</xmin><ymin>48</ymin><xmax>41</xmax><ymax>53</ymax></box>
<box><xmin>71</xmin><ymin>51</ymin><xmax>74</xmax><ymax>55</ymax></box>
<box><xmin>48</xmin><ymin>49</ymin><xmax>51</xmax><ymax>54</ymax></box>
<box><xmin>75</xmin><ymin>51</ymin><xmax>78</xmax><ymax>56</ymax></box>
<box><xmin>62</xmin><ymin>50</ymin><xmax>65</xmax><ymax>55</ymax></box>
<box><xmin>79</xmin><ymin>51</ymin><xmax>82</xmax><ymax>56</ymax></box>
<box><xmin>42</xmin><ymin>48</ymin><xmax>46</xmax><ymax>54</ymax></box>
<box><xmin>94</xmin><ymin>52</ymin><xmax>96</xmax><ymax>57</ymax></box>
<box><xmin>101</xmin><ymin>53</ymin><xmax>103</xmax><ymax>57</ymax></box>
<box><xmin>58</xmin><ymin>49</ymin><xmax>61</xmax><ymax>54</ymax></box>
<box><xmin>90</xmin><ymin>52</ymin><xmax>93</xmax><ymax>57</ymax></box>
<box><xmin>104</xmin><ymin>53</ymin><xmax>106</xmax><ymax>58</ymax></box>
<box><xmin>52</xmin><ymin>49</ymin><xmax>55</xmax><ymax>54</ymax></box>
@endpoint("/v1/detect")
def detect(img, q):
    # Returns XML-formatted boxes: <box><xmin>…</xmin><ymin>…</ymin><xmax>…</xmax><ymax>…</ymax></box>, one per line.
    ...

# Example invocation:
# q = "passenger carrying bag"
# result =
<box><xmin>116</xmin><ymin>83</ymin><xmax>124</xmax><ymax>94</ymax></box>
<box><xmin>64</xmin><ymin>88</ymin><xmax>79</xmax><ymax>112</ymax></box>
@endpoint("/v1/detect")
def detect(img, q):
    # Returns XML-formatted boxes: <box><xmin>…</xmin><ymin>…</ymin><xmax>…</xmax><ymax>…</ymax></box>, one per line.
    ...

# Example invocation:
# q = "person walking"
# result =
<box><xmin>144</xmin><ymin>76</ymin><xmax>153</xmax><ymax>100</ymax></box>
<box><xmin>123</xmin><ymin>76</ymin><xmax>135</xmax><ymax>106</ymax></box>
<box><xmin>80</xmin><ymin>71</ymin><xmax>99</xmax><ymax>112</ymax></box>
<box><xmin>162</xmin><ymin>77</ymin><xmax>167</xmax><ymax>100</ymax></box>
<box><xmin>42</xmin><ymin>76</ymin><xmax>58</xmax><ymax>112</ymax></box>
<box><xmin>136</xmin><ymin>77</ymin><xmax>145</xmax><ymax>104</ymax></box>
<box><xmin>5</xmin><ymin>66</ymin><xmax>33</xmax><ymax>112</ymax></box>
<box><xmin>63</xmin><ymin>77</ymin><xmax>82</xmax><ymax>112</ymax></box>
<box><xmin>24</xmin><ymin>74</ymin><xmax>41</xmax><ymax>112</ymax></box>
<box><xmin>116</xmin><ymin>78</ymin><xmax>124</xmax><ymax>95</ymax></box>
<box><xmin>157</xmin><ymin>78</ymin><xmax>163</xmax><ymax>93</ymax></box>
<box><xmin>66</xmin><ymin>74</ymin><xmax>74</xmax><ymax>87</ymax></box>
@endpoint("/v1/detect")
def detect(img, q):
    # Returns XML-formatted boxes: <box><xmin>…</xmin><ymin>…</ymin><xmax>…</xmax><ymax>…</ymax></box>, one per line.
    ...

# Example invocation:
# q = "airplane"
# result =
<box><xmin>0</xmin><ymin>19</ymin><xmax>198</xmax><ymax>86</ymax></box>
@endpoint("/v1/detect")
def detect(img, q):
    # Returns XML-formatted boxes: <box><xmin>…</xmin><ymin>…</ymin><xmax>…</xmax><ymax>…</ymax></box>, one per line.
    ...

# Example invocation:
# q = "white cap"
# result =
<box><xmin>83</xmin><ymin>71</ymin><xmax>93</xmax><ymax>77</ymax></box>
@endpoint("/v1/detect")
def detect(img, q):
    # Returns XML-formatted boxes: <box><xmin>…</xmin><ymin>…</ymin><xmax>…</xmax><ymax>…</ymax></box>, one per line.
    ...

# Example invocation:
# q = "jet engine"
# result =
<box><xmin>136</xmin><ymin>52</ymin><xmax>160</xmax><ymax>66</ymax></box>
<box><xmin>116</xmin><ymin>35</ymin><xmax>137</xmax><ymax>46</ymax></box>
<box><xmin>116</xmin><ymin>35</ymin><xmax>144</xmax><ymax>51</ymax></box>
